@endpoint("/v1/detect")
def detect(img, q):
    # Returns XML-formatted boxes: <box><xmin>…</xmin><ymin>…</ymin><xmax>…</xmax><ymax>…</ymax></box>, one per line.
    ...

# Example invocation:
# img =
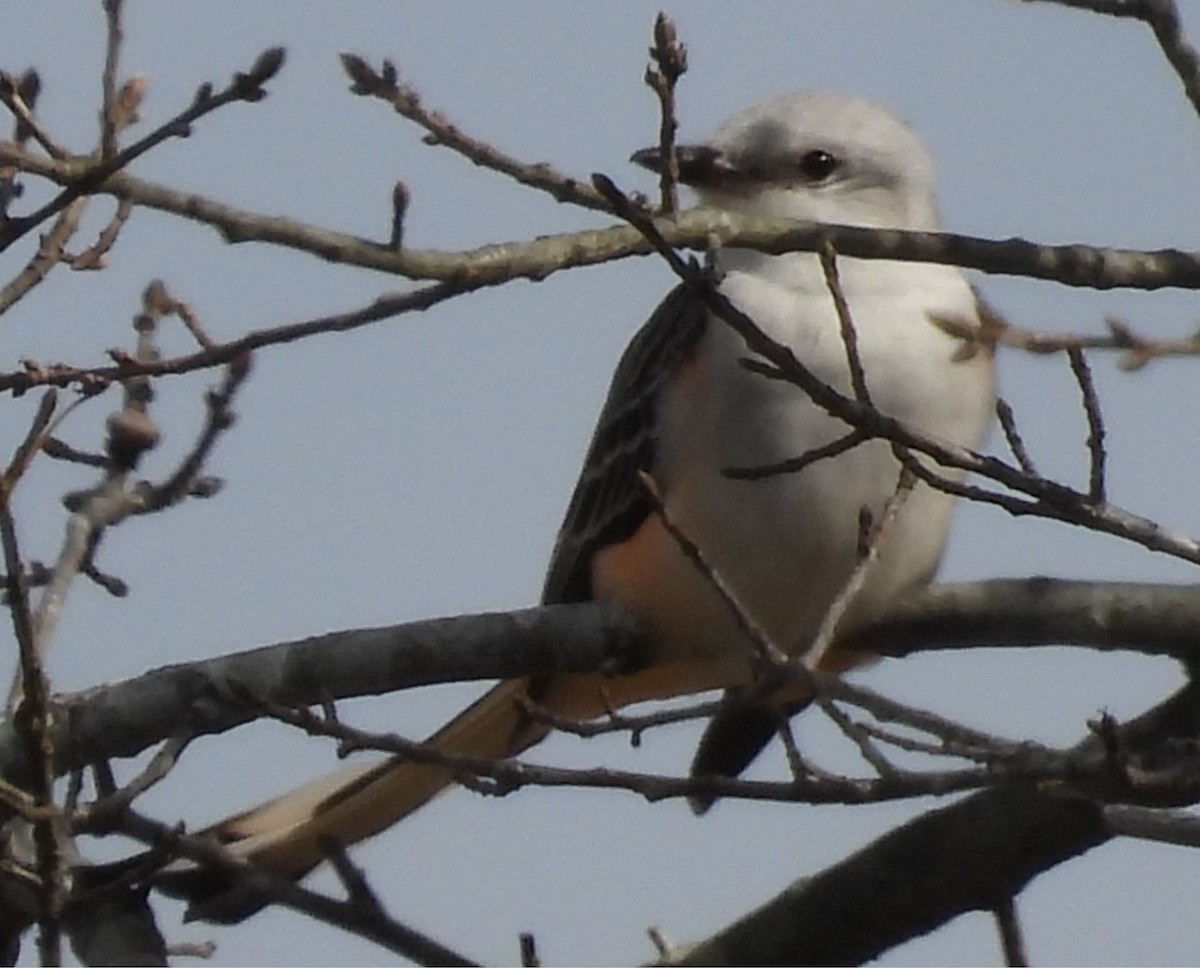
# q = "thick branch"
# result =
<box><xmin>29</xmin><ymin>602</ymin><xmax>644</xmax><ymax>781</ymax></box>
<box><xmin>669</xmin><ymin>675</ymin><xmax>1200</xmax><ymax>965</ymax></box>
<box><xmin>849</xmin><ymin>577</ymin><xmax>1200</xmax><ymax>662</ymax></box>
<box><xmin>0</xmin><ymin>578</ymin><xmax>1188</xmax><ymax>792</ymax></box>
<box><xmin>669</xmin><ymin>785</ymin><xmax>1108</xmax><ymax>966</ymax></box>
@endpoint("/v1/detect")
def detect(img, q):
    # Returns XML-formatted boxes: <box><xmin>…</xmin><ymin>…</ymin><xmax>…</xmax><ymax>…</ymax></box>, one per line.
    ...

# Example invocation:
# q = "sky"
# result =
<box><xmin>3</xmin><ymin>1</ymin><xmax>1200</xmax><ymax>965</ymax></box>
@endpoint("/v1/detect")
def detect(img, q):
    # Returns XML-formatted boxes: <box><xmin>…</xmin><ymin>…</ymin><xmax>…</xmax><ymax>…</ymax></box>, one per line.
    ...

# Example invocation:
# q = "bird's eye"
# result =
<box><xmin>797</xmin><ymin>149</ymin><xmax>840</xmax><ymax>181</ymax></box>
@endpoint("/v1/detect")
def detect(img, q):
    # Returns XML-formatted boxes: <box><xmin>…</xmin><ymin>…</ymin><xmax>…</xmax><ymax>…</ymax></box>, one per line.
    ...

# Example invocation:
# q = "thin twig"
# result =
<box><xmin>518</xmin><ymin>692</ymin><xmax>725</xmax><ymax>742</ymax></box>
<box><xmin>812</xmin><ymin>664</ymin><xmax>1036</xmax><ymax>764</ymax></box>
<box><xmin>856</xmin><ymin>720</ymin><xmax>997</xmax><ymax>764</ymax></box>
<box><xmin>137</xmin><ymin>278</ymin><xmax>215</xmax><ymax>349</ymax></box>
<box><xmin>0</xmin><ymin>280</ymin><xmax>458</xmax><ymax>398</ymax></box>
<box><xmin>995</xmin><ymin>397</ymin><xmax>1037</xmax><ymax>474</ymax></box>
<box><xmin>0</xmin><ymin>772</ymin><xmax>46</xmax><ymax>820</ymax></box>
<box><xmin>820</xmin><ymin>241</ymin><xmax>872</xmax><ymax>404</ymax></box>
<box><xmin>644</xmin><ymin>13</ymin><xmax>688</xmax><ymax>214</ymax></box>
<box><xmin>945</xmin><ymin>310</ymin><xmax>1200</xmax><ymax>370</ymax></box>
<box><xmin>41</xmin><ymin>438</ymin><xmax>107</xmax><ymax>468</ymax></box>
<box><xmin>321</xmin><ymin>839</ymin><xmax>386</xmax><ymax>916</ymax></box>
<box><xmin>806</xmin><ymin>467</ymin><xmax>914</xmax><ymax>671</ymax></box>
<box><xmin>0</xmin><ymin>198</ymin><xmax>87</xmax><ymax>315</ymax></box>
<box><xmin>1140</xmin><ymin>0</ymin><xmax>1200</xmax><ymax>116</ymax></box>
<box><xmin>99</xmin><ymin>0</ymin><xmax>125</xmax><ymax>159</ymax></box>
<box><xmin>815</xmin><ymin>696</ymin><xmax>899</xmax><ymax>777</ymax></box>
<box><xmin>68</xmin><ymin>197</ymin><xmax>134</xmax><ymax>270</ymax></box>
<box><xmin>5</xmin><ymin>391</ymin><xmax>58</xmax><ymax>487</ymax></box>
<box><xmin>103</xmin><ymin>810</ymin><xmax>480</xmax><ymax>967</ymax></box>
<box><xmin>139</xmin><ymin>356</ymin><xmax>245</xmax><ymax>512</ymax></box>
<box><xmin>0</xmin><ymin>68</ymin><xmax>63</xmax><ymax>158</ymax></box>
<box><xmin>1066</xmin><ymin>346</ymin><xmax>1107</xmax><ymax>503</ymax></box>
<box><xmin>723</xmin><ymin>426</ymin><xmax>869</xmax><ymax>480</ymax></box>
<box><xmin>340</xmin><ymin>54</ymin><xmax>608</xmax><ymax>214</ymax></box>
<box><xmin>166</xmin><ymin>941</ymin><xmax>217</xmax><ymax>960</ymax></box>
<box><xmin>79</xmin><ymin>735</ymin><xmax>193</xmax><ymax>821</ymax></box>
<box><xmin>253</xmin><ymin>696</ymin><xmax>1031</xmax><ymax>807</ymax></box>
<box><xmin>0</xmin><ymin>448</ymin><xmax>63</xmax><ymax>962</ymax></box>
<box><xmin>637</xmin><ymin>471</ymin><xmax>788</xmax><ymax>668</ymax></box>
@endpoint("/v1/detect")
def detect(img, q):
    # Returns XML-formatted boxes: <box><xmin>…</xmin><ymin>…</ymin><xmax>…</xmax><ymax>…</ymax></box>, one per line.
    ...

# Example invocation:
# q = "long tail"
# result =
<box><xmin>173</xmin><ymin>658</ymin><xmax>740</xmax><ymax>913</ymax></box>
<box><xmin>208</xmin><ymin>678</ymin><xmax>545</xmax><ymax>880</ymax></box>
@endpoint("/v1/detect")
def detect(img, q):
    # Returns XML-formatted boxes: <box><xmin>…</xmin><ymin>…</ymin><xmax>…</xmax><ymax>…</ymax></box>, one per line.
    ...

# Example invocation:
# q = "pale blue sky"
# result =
<box><xmin>2</xmin><ymin>2</ymin><xmax>1200</xmax><ymax>965</ymax></box>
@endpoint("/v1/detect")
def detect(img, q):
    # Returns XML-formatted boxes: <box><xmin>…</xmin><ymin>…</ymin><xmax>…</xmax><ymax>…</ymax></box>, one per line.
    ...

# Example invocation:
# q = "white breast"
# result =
<box><xmin>655</xmin><ymin>251</ymin><xmax>993</xmax><ymax>661</ymax></box>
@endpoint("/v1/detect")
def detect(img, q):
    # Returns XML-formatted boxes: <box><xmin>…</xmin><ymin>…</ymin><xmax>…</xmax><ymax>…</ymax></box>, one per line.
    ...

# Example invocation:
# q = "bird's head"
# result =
<box><xmin>632</xmin><ymin>92</ymin><xmax>941</xmax><ymax>231</ymax></box>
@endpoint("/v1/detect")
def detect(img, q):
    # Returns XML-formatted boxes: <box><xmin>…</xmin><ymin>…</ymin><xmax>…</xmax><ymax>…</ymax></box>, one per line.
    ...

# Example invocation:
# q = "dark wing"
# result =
<box><xmin>541</xmin><ymin>282</ymin><xmax>710</xmax><ymax>605</ymax></box>
<box><xmin>688</xmin><ymin>694</ymin><xmax>811</xmax><ymax>814</ymax></box>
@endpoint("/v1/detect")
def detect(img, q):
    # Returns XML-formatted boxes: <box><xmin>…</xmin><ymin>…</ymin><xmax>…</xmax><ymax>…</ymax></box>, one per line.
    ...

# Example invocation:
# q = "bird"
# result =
<box><xmin>172</xmin><ymin>91</ymin><xmax>995</xmax><ymax>912</ymax></box>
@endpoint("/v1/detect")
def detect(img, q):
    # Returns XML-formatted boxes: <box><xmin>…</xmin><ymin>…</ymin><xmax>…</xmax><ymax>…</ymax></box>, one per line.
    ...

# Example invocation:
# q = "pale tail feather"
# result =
<box><xmin>211</xmin><ymin>679</ymin><xmax>544</xmax><ymax>880</ymax></box>
<box><xmin>167</xmin><ymin>659</ymin><xmax>741</xmax><ymax>923</ymax></box>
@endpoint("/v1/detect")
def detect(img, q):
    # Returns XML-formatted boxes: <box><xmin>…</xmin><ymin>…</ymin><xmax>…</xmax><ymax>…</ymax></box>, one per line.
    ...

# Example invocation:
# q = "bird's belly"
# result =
<box><xmin>662</xmin><ymin>424</ymin><xmax>917</xmax><ymax>659</ymax></box>
<box><xmin>639</xmin><ymin>271</ymin><xmax>991</xmax><ymax>664</ymax></box>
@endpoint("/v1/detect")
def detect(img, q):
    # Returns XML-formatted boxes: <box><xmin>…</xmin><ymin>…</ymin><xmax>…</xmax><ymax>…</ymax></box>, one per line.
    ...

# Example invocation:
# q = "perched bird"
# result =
<box><xmin>178</xmin><ymin>91</ymin><xmax>995</xmax><ymax>906</ymax></box>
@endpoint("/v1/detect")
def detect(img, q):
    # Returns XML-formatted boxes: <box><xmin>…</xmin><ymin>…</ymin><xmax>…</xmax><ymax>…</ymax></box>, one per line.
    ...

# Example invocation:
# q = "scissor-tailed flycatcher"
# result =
<box><xmin>184</xmin><ymin>91</ymin><xmax>994</xmax><ymax>901</ymax></box>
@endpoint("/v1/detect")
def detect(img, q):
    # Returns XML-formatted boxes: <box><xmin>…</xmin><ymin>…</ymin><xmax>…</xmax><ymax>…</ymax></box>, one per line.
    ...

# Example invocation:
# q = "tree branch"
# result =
<box><xmin>0</xmin><ymin>579</ymin><xmax>1187</xmax><ymax>797</ymax></box>
<box><xmin>668</xmin><ymin>785</ymin><xmax>1108</xmax><ymax>966</ymax></box>
<box><xmin>4</xmin><ymin>144</ymin><xmax>1200</xmax><ymax>291</ymax></box>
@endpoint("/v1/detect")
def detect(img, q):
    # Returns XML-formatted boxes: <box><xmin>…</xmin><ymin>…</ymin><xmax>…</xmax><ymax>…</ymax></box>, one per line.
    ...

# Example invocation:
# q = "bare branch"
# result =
<box><xmin>339</xmin><ymin>53</ymin><xmax>607</xmax><ymax>214</ymax></box>
<box><xmin>99</xmin><ymin>0</ymin><xmax>125</xmax><ymax>159</ymax></box>
<box><xmin>67</xmin><ymin>196</ymin><xmax>133</xmax><ymax>271</ymax></box>
<box><xmin>820</xmin><ymin>242</ymin><xmax>872</xmax><ymax>404</ymax></box>
<box><xmin>7</xmin><ymin>139</ymin><xmax>1200</xmax><ymax>294</ymax></box>
<box><xmin>807</xmin><ymin>467</ymin><xmax>914</xmax><ymax>670</ymax></box>
<box><xmin>667</xmin><ymin>786</ymin><xmax>1108</xmax><ymax>967</ymax></box>
<box><xmin>1066</xmin><ymin>346</ymin><xmax>1107</xmax><ymax>503</ymax></box>
<box><xmin>248</xmin><ymin>694</ymin><xmax>1053</xmax><ymax>809</ymax></box>
<box><xmin>0</xmin><ymin>281</ymin><xmax>459</xmax><ymax>397</ymax></box>
<box><xmin>644</xmin><ymin>13</ymin><xmax>688</xmax><ymax>214</ymax></box>
<box><xmin>0</xmin><ymin>424</ymin><xmax>65</xmax><ymax>961</ymax></box>
<box><xmin>136</xmin><ymin>353</ymin><xmax>247</xmax><ymax>513</ymax></box>
<box><xmin>0</xmin><ymin>68</ymin><xmax>61</xmax><ymax>158</ymax></box>
<box><xmin>101</xmin><ymin>810</ymin><xmax>479</xmax><ymax>965</ymax></box>
<box><xmin>638</xmin><ymin>470</ymin><xmax>787</xmax><ymax>668</ymax></box>
<box><xmin>0</xmin><ymin>45</ymin><xmax>287</xmax><ymax>254</ymax></box>
<box><xmin>0</xmin><ymin>580</ymin><xmax>1182</xmax><ymax>800</ymax></box>
<box><xmin>0</xmin><ymin>197</ymin><xmax>87</xmax><ymax>315</ymax></box>
<box><xmin>80</xmin><ymin>735</ymin><xmax>192</xmax><ymax>821</ymax></box>
<box><xmin>995</xmin><ymin>397</ymin><xmax>1038</xmax><ymax>475</ymax></box>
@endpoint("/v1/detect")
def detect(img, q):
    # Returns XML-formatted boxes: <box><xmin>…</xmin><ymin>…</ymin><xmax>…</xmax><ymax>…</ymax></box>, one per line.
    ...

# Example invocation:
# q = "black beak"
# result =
<box><xmin>630</xmin><ymin>144</ymin><xmax>730</xmax><ymax>185</ymax></box>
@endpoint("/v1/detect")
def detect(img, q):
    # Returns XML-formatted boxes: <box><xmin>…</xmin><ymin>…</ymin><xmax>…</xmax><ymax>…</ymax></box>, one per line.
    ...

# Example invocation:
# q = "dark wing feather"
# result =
<box><xmin>688</xmin><ymin>694</ymin><xmax>811</xmax><ymax>814</ymax></box>
<box><xmin>541</xmin><ymin>282</ymin><xmax>710</xmax><ymax>605</ymax></box>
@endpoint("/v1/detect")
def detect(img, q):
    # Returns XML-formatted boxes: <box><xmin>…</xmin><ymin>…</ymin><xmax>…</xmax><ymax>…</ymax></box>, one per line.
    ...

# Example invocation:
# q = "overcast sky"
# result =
<box><xmin>3</xmin><ymin>2</ymin><xmax>1200</xmax><ymax>965</ymax></box>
